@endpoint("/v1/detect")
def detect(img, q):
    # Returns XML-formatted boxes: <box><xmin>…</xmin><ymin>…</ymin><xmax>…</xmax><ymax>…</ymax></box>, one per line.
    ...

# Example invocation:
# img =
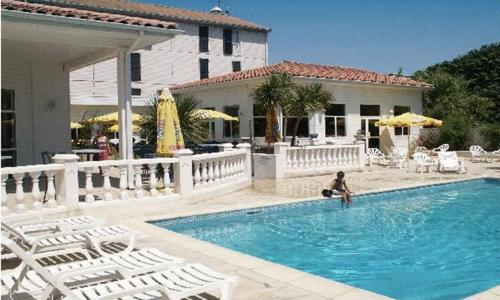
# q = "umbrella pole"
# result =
<box><xmin>408</xmin><ymin>126</ymin><xmax>411</xmax><ymax>155</ymax></box>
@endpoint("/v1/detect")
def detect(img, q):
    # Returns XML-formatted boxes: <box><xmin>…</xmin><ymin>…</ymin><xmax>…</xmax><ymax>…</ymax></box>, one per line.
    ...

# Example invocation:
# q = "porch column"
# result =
<box><xmin>117</xmin><ymin>48</ymin><xmax>134</xmax><ymax>188</ymax></box>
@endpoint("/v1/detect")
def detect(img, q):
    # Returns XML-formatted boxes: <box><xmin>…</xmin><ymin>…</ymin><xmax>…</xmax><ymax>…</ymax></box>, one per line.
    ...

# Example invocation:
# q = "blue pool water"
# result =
<box><xmin>152</xmin><ymin>179</ymin><xmax>500</xmax><ymax>299</ymax></box>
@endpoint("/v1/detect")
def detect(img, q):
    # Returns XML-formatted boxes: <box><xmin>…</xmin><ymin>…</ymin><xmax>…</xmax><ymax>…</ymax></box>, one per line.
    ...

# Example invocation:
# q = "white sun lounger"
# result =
<box><xmin>3</xmin><ymin>215</ymin><xmax>104</xmax><ymax>236</ymax></box>
<box><xmin>438</xmin><ymin>151</ymin><xmax>466</xmax><ymax>174</ymax></box>
<box><xmin>2</xmin><ymin>222</ymin><xmax>136</xmax><ymax>256</ymax></box>
<box><xmin>2</xmin><ymin>235</ymin><xmax>238</xmax><ymax>300</ymax></box>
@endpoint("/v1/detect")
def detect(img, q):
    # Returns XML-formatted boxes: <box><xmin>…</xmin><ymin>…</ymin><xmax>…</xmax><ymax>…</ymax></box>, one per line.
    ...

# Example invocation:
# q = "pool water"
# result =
<box><xmin>152</xmin><ymin>179</ymin><xmax>500</xmax><ymax>299</ymax></box>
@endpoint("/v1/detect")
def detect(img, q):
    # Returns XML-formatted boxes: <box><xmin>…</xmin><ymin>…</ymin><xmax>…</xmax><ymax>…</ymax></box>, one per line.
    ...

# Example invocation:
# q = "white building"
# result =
<box><xmin>1</xmin><ymin>0</ymin><xmax>179</xmax><ymax>165</ymax></box>
<box><xmin>171</xmin><ymin>61</ymin><xmax>432</xmax><ymax>153</ymax></box>
<box><xmin>66</xmin><ymin>0</ymin><xmax>270</xmax><ymax>122</ymax></box>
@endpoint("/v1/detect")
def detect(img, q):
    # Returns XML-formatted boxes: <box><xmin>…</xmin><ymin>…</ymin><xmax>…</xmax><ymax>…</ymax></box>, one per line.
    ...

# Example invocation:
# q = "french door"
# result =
<box><xmin>361</xmin><ymin>118</ymin><xmax>380</xmax><ymax>150</ymax></box>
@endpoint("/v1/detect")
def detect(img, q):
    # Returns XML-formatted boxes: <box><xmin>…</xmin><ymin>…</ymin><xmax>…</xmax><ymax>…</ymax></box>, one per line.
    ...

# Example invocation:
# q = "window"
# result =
<box><xmin>232</xmin><ymin>61</ymin><xmax>241</xmax><ymax>72</ymax></box>
<box><xmin>203</xmin><ymin>107</ymin><xmax>216</xmax><ymax>140</ymax></box>
<box><xmin>199</xmin><ymin>58</ymin><xmax>209</xmax><ymax>79</ymax></box>
<box><xmin>223</xmin><ymin>105</ymin><xmax>239</xmax><ymax>139</ymax></box>
<box><xmin>232</xmin><ymin>30</ymin><xmax>241</xmax><ymax>55</ymax></box>
<box><xmin>223</xmin><ymin>28</ymin><xmax>233</xmax><ymax>55</ymax></box>
<box><xmin>1</xmin><ymin>89</ymin><xmax>16</xmax><ymax>166</ymax></box>
<box><xmin>325</xmin><ymin>104</ymin><xmax>346</xmax><ymax>137</ymax></box>
<box><xmin>199</xmin><ymin>26</ymin><xmax>209</xmax><ymax>52</ymax></box>
<box><xmin>360</xmin><ymin>105</ymin><xmax>380</xmax><ymax>116</ymax></box>
<box><xmin>131</xmin><ymin>88</ymin><xmax>141</xmax><ymax>96</ymax></box>
<box><xmin>394</xmin><ymin>106</ymin><xmax>410</xmax><ymax>135</ymax></box>
<box><xmin>131</xmin><ymin>53</ymin><xmax>141</xmax><ymax>82</ymax></box>
<box><xmin>253</xmin><ymin>103</ymin><xmax>266</xmax><ymax>137</ymax></box>
<box><xmin>285</xmin><ymin>117</ymin><xmax>309</xmax><ymax>138</ymax></box>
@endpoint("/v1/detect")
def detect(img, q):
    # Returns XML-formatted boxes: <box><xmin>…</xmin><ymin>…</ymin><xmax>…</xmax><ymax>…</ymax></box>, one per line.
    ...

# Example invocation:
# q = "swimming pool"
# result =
<box><xmin>152</xmin><ymin>178</ymin><xmax>500</xmax><ymax>299</ymax></box>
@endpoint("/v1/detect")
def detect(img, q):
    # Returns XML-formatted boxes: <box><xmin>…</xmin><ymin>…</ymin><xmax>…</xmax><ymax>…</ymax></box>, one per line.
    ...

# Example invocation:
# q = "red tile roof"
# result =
<box><xmin>171</xmin><ymin>61</ymin><xmax>432</xmax><ymax>91</ymax></box>
<box><xmin>30</xmin><ymin>0</ymin><xmax>269</xmax><ymax>31</ymax></box>
<box><xmin>1</xmin><ymin>0</ymin><xmax>177</xmax><ymax>29</ymax></box>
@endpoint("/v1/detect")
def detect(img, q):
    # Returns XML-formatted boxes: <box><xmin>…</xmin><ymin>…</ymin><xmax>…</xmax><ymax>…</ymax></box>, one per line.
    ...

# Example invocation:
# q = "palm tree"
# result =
<box><xmin>142</xmin><ymin>92</ymin><xmax>208</xmax><ymax>146</ymax></box>
<box><xmin>253</xmin><ymin>73</ymin><xmax>295</xmax><ymax>148</ymax></box>
<box><xmin>289</xmin><ymin>83</ymin><xmax>332</xmax><ymax>146</ymax></box>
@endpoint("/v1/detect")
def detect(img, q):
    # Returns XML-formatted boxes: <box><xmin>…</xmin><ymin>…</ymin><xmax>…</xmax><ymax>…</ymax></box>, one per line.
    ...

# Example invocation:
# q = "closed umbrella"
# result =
<box><xmin>156</xmin><ymin>88</ymin><xmax>184</xmax><ymax>156</ymax></box>
<box><xmin>376</xmin><ymin>112</ymin><xmax>443</xmax><ymax>152</ymax></box>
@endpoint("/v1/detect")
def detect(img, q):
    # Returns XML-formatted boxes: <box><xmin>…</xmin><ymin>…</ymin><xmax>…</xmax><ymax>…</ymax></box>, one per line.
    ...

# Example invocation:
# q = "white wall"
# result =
<box><xmin>70</xmin><ymin>22</ymin><xmax>267</xmax><ymax>106</ymax></box>
<box><xmin>175</xmin><ymin>79</ymin><xmax>424</xmax><ymax>151</ymax></box>
<box><xmin>2</xmin><ymin>52</ymin><xmax>71</xmax><ymax>165</ymax></box>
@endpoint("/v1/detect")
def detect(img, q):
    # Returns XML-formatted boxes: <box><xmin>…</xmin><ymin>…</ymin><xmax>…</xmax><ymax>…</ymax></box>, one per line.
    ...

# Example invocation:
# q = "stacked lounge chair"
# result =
<box><xmin>1</xmin><ymin>216</ymin><xmax>238</xmax><ymax>300</ymax></box>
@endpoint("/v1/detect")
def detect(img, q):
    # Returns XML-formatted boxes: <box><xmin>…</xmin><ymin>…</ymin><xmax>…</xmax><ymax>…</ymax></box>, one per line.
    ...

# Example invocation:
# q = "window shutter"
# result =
<box><xmin>131</xmin><ymin>53</ymin><xmax>141</xmax><ymax>82</ymax></box>
<box><xmin>223</xmin><ymin>29</ymin><xmax>233</xmax><ymax>55</ymax></box>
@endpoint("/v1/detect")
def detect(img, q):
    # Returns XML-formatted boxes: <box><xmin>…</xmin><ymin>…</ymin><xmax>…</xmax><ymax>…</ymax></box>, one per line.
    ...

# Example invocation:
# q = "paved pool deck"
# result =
<box><xmin>48</xmin><ymin>160</ymin><xmax>500</xmax><ymax>299</ymax></box>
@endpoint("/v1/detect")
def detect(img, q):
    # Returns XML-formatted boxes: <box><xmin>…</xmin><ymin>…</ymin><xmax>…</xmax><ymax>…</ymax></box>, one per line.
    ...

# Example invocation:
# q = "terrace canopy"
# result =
<box><xmin>1</xmin><ymin>0</ymin><xmax>179</xmax><ymax>166</ymax></box>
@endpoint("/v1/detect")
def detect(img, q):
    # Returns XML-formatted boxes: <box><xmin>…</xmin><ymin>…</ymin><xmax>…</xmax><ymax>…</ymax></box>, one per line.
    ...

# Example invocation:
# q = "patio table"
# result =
<box><xmin>73</xmin><ymin>149</ymin><xmax>104</xmax><ymax>161</ymax></box>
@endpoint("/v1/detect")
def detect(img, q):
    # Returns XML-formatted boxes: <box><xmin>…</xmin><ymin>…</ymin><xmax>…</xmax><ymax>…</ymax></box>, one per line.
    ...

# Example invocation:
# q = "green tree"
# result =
<box><xmin>142</xmin><ymin>93</ymin><xmax>208</xmax><ymax>146</ymax></box>
<box><xmin>289</xmin><ymin>83</ymin><xmax>332</xmax><ymax>146</ymax></box>
<box><xmin>253</xmin><ymin>73</ymin><xmax>295</xmax><ymax>147</ymax></box>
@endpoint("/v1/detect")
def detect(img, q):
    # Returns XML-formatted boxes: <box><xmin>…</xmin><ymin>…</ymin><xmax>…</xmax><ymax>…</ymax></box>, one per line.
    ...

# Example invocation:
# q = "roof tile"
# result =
<box><xmin>171</xmin><ymin>61</ymin><xmax>431</xmax><ymax>91</ymax></box>
<box><xmin>1</xmin><ymin>0</ymin><xmax>177</xmax><ymax>29</ymax></box>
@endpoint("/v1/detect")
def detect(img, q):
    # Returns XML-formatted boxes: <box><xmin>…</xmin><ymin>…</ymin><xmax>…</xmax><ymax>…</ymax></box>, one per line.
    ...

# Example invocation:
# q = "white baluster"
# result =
<box><xmin>220</xmin><ymin>160</ymin><xmax>227</xmax><ymax>181</ymax></box>
<box><xmin>229</xmin><ymin>159</ymin><xmax>235</xmax><ymax>177</ymax></box>
<box><xmin>30</xmin><ymin>172</ymin><xmax>42</xmax><ymax>210</ymax></box>
<box><xmin>45</xmin><ymin>171</ymin><xmax>56</xmax><ymax>207</ymax></box>
<box><xmin>312</xmin><ymin>149</ymin><xmax>318</xmax><ymax>167</ymax></box>
<box><xmin>102</xmin><ymin>166</ymin><xmax>113</xmax><ymax>201</ymax></box>
<box><xmin>119</xmin><ymin>165</ymin><xmax>128</xmax><ymax>200</ymax></box>
<box><xmin>338</xmin><ymin>148</ymin><xmax>343</xmax><ymax>165</ymax></box>
<box><xmin>193</xmin><ymin>161</ymin><xmax>201</xmax><ymax>189</ymax></box>
<box><xmin>201</xmin><ymin>161</ymin><xmax>208</xmax><ymax>186</ymax></box>
<box><xmin>84</xmin><ymin>167</ymin><xmax>95</xmax><ymax>203</ymax></box>
<box><xmin>208</xmin><ymin>160</ymin><xmax>214</xmax><ymax>185</ymax></box>
<box><xmin>298</xmin><ymin>149</ymin><xmax>304</xmax><ymax>168</ymax></box>
<box><xmin>326</xmin><ymin>149</ymin><xmax>333</xmax><ymax>166</ymax></box>
<box><xmin>214</xmin><ymin>159</ymin><xmax>221</xmax><ymax>183</ymax></box>
<box><xmin>148</xmin><ymin>164</ymin><xmax>158</xmax><ymax>197</ymax></box>
<box><xmin>286</xmin><ymin>150</ymin><xmax>292</xmax><ymax>168</ymax></box>
<box><xmin>134</xmin><ymin>165</ymin><xmax>144</xmax><ymax>198</ymax></box>
<box><xmin>291</xmin><ymin>149</ymin><xmax>297</xmax><ymax>169</ymax></box>
<box><xmin>320</xmin><ymin>149</ymin><xmax>326</xmax><ymax>167</ymax></box>
<box><xmin>14</xmin><ymin>174</ymin><xmax>26</xmax><ymax>213</ymax></box>
<box><xmin>1</xmin><ymin>175</ymin><xmax>9</xmax><ymax>215</ymax></box>
<box><xmin>162</xmin><ymin>163</ymin><xmax>172</xmax><ymax>194</ymax></box>
<box><xmin>334</xmin><ymin>148</ymin><xmax>339</xmax><ymax>165</ymax></box>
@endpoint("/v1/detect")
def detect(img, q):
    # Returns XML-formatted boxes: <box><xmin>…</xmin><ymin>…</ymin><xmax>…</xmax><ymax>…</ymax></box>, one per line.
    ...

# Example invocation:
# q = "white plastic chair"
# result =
<box><xmin>469</xmin><ymin>145</ymin><xmax>487</xmax><ymax>162</ymax></box>
<box><xmin>3</xmin><ymin>216</ymin><xmax>104</xmax><ymax>237</ymax></box>
<box><xmin>366</xmin><ymin>148</ymin><xmax>387</xmax><ymax>166</ymax></box>
<box><xmin>390</xmin><ymin>147</ymin><xmax>409</xmax><ymax>169</ymax></box>
<box><xmin>438</xmin><ymin>151</ymin><xmax>466</xmax><ymax>174</ymax></box>
<box><xmin>2</xmin><ymin>235</ymin><xmax>238</xmax><ymax>300</ymax></box>
<box><xmin>432</xmin><ymin>144</ymin><xmax>449</xmax><ymax>152</ymax></box>
<box><xmin>412</xmin><ymin>152</ymin><xmax>437</xmax><ymax>173</ymax></box>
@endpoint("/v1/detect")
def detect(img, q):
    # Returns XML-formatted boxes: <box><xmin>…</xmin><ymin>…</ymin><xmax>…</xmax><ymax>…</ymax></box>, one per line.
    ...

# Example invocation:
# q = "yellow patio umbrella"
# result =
<box><xmin>86</xmin><ymin>112</ymin><xmax>144</xmax><ymax>124</ymax></box>
<box><xmin>156</xmin><ymin>88</ymin><xmax>184</xmax><ymax>156</ymax></box>
<box><xmin>107</xmin><ymin>124</ymin><xmax>141</xmax><ymax>133</ymax></box>
<box><xmin>192</xmin><ymin>109</ymin><xmax>239</xmax><ymax>121</ymax></box>
<box><xmin>70</xmin><ymin>122</ymin><xmax>83</xmax><ymax>129</ymax></box>
<box><xmin>376</xmin><ymin>112</ymin><xmax>443</xmax><ymax>152</ymax></box>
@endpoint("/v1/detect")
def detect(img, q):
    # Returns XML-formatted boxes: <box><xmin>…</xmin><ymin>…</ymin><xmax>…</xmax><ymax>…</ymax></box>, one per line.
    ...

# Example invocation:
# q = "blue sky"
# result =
<box><xmin>141</xmin><ymin>0</ymin><xmax>500</xmax><ymax>75</ymax></box>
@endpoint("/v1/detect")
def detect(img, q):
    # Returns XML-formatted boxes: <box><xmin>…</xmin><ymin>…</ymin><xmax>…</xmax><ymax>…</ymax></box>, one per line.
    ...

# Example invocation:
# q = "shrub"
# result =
<box><xmin>438</xmin><ymin>114</ymin><xmax>471</xmax><ymax>150</ymax></box>
<box><xmin>479</xmin><ymin>123</ymin><xmax>500</xmax><ymax>150</ymax></box>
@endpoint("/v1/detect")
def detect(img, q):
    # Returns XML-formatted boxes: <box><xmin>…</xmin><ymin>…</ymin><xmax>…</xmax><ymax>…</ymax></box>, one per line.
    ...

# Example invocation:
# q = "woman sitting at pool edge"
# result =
<box><xmin>331</xmin><ymin>171</ymin><xmax>353</xmax><ymax>203</ymax></box>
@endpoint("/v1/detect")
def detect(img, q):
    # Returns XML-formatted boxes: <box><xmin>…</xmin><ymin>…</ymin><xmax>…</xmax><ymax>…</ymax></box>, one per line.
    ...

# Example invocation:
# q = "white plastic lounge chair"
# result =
<box><xmin>2</xmin><ymin>235</ymin><xmax>237</xmax><ymax>300</ymax></box>
<box><xmin>366</xmin><ymin>148</ymin><xmax>387</xmax><ymax>166</ymax></box>
<box><xmin>2</xmin><ymin>222</ymin><xmax>136</xmax><ymax>256</ymax></box>
<box><xmin>438</xmin><ymin>152</ymin><xmax>466</xmax><ymax>174</ymax></box>
<box><xmin>3</xmin><ymin>215</ymin><xmax>104</xmax><ymax>237</ymax></box>
<box><xmin>413</xmin><ymin>152</ymin><xmax>437</xmax><ymax>173</ymax></box>
<box><xmin>469</xmin><ymin>145</ymin><xmax>487</xmax><ymax>162</ymax></box>
<box><xmin>432</xmin><ymin>144</ymin><xmax>449</xmax><ymax>152</ymax></box>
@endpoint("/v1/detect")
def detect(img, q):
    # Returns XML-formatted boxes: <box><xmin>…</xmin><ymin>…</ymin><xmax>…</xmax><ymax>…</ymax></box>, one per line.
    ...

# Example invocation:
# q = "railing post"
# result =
<box><xmin>356</xmin><ymin>141</ymin><xmax>366</xmax><ymax>171</ymax></box>
<box><xmin>53</xmin><ymin>154</ymin><xmax>80</xmax><ymax>208</ymax></box>
<box><xmin>218</xmin><ymin>143</ymin><xmax>235</xmax><ymax>152</ymax></box>
<box><xmin>236</xmin><ymin>143</ymin><xmax>252</xmax><ymax>180</ymax></box>
<box><xmin>273</xmin><ymin>142</ymin><xmax>288</xmax><ymax>179</ymax></box>
<box><xmin>173</xmin><ymin>149</ymin><xmax>194</xmax><ymax>199</ymax></box>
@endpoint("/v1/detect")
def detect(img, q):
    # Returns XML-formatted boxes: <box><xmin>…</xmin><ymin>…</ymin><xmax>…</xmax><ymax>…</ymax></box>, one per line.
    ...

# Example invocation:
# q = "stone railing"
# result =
<box><xmin>253</xmin><ymin>142</ymin><xmax>365</xmax><ymax>179</ymax></box>
<box><xmin>78</xmin><ymin>157</ymin><xmax>180</xmax><ymax>203</ymax></box>
<box><xmin>1</xmin><ymin>144</ymin><xmax>253</xmax><ymax>217</ymax></box>
<box><xmin>191</xmin><ymin>143</ymin><xmax>252</xmax><ymax>197</ymax></box>
<box><xmin>1</xmin><ymin>163</ymin><xmax>65</xmax><ymax>215</ymax></box>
